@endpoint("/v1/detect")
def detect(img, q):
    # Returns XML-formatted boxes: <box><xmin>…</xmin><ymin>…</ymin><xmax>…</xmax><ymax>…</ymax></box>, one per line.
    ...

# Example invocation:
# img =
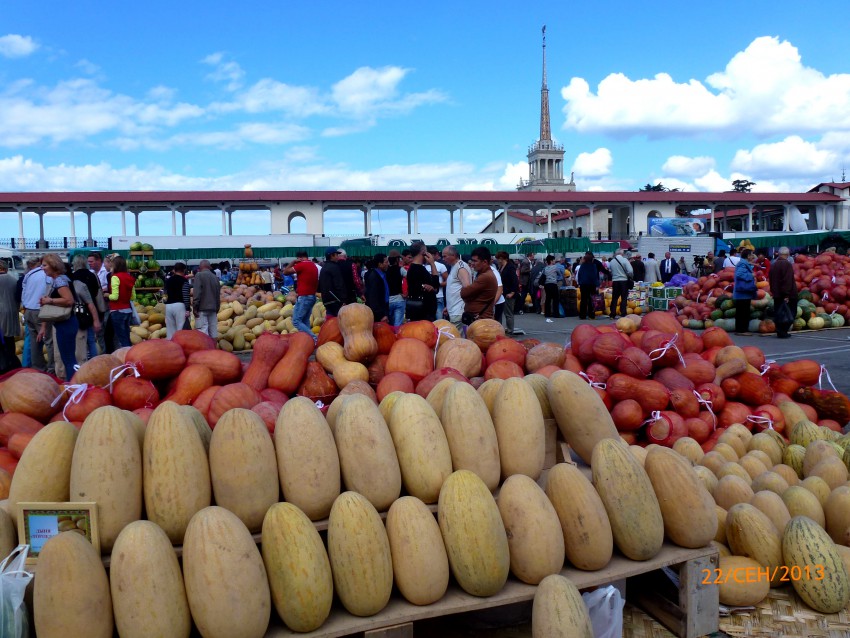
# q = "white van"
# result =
<box><xmin>0</xmin><ymin>248</ymin><xmax>24</xmax><ymax>277</ymax></box>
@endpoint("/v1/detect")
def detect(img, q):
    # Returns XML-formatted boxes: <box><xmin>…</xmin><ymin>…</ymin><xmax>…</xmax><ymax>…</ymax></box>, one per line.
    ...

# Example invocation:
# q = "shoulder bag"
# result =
<box><xmin>38</xmin><ymin>283</ymin><xmax>72</xmax><ymax>323</ymax></box>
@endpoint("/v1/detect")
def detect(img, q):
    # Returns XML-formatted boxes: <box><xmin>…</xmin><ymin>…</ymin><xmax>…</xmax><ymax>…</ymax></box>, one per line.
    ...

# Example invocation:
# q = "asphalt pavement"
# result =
<box><xmin>508</xmin><ymin>311</ymin><xmax>850</xmax><ymax>396</ymax></box>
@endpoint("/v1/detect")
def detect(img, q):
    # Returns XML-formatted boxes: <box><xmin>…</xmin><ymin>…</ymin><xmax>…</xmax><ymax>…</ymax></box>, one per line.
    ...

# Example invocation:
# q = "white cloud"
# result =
<box><xmin>572</xmin><ymin>148</ymin><xmax>612</xmax><ymax>177</ymax></box>
<box><xmin>331</xmin><ymin>66</ymin><xmax>447</xmax><ymax>119</ymax></box>
<box><xmin>202</xmin><ymin>52</ymin><xmax>245</xmax><ymax>91</ymax></box>
<box><xmin>497</xmin><ymin>162</ymin><xmax>527</xmax><ymax>189</ymax></box>
<box><xmin>0</xmin><ymin>78</ymin><xmax>204</xmax><ymax>147</ymax></box>
<box><xmin>560</xmin><ymin>36</ymin><xmax>850</xmax><ymax>138</ymax></box>
<box><xmin>662</xmin><ymin>155</ymin><xmax>715</xmax><ymax>177</ymax></box>
<box><xmin>0</xmin><ymin>34</ymin><xmax>38</xmax><ymax>58</ymax></box>
<box><xmin>731</xmin><ymin>136</ymin><xmax>838</xmax><ymax>177</ymax></box>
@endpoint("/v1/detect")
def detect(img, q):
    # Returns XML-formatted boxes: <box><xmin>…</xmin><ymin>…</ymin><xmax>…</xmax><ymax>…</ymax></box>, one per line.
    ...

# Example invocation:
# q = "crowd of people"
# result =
<box><xmin>0</xmin><ymin>242</ymin><xmax>800</xmax><ymax>379</ymax></box>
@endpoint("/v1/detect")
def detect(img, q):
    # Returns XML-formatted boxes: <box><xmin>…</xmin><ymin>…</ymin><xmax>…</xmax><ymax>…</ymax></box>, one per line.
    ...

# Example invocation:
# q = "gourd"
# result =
<box><xmin>492</xmin><ymin>377</ymin><xmax>545</xmax><ymax>480</ymax></box>
<box><xmin>497</xmin><ymin>474</ymin><xmax>564</xmax><ymax>585</ymax></box>
<box><xmin>327</xmin><ymin>492</ymin><xmax>393</xmax><ymax>616</ymax></box>
<box><xmin>783</xmin><ymin>515</ymin><xmax>850</xmax><ymax>613</ymax></box>
<box><xmin>337</xmin><ymin>303</ymin><xmax>378</xmax><ymax>363</ymax></box>
<box><xmin>435</xmin><ymin>338</ymin><xmax>483</xmax><ymax>378</ymax></box>
<box><xmin>70</xmin><ymin>406</ymin><xmax>142</xmax><ymax>552</ymax></box>
<box><xmin>316</xmin><ymin>341</ymin><xmax>369</xmax><ymax>390</ymax></box>
<box><xmin>186</xmin><ymin>349</ymin><xmax>243</xmax><ymax>384</ymax></box>
<box><xmin>548</xmin><ymin>370</ymin><xmax>619</xmax><ymax>464</ymax></box>
<box><xmin>386</xmin><ymin>393</ymin><xmax>452</xmax><ymax>504</ymax></box>
<box><xmin>247</xmin><ymin>333</ymin><xmax>291</xmax><ymax>391</ymax></box>
<box><xmin>333</xmin><ymin>394</ymin><xmax>401</xmax><ymax>511</ymax></box>
<box><xmin>8</xmin><ymin>421</ymin><xmax>77</xmax><ymax>524</ymax></box>
<box><xmin>125</xmin><ymin>339</ymin><xmax>186</xmax><ymax>380</ymax></box>
<box><xmin>143</xmin><ymin>401</ymin><xmax>211</xmax><ymax>544</ymax></box>
<box><xmin>0</xmin><ymin>371</ymin><xmax>61</xmax><ymax>422</ymax></box>
<box><xmin>163</xmin><ymin>364</ymin><xmax>215</xmax><ymax>405</ymax></box>
<box><xmin>297</xmin><ymin>361</ymin><xmax>338</xmax><ymax>404</ymax></box>
<box><xmin>261</xmin><ymin>503</ymin><xmax>333</xmax><ymax>632</ymax></box>
<box><xmin>386</xmin><ymin>496</ymin><xmax>450</xmax><ymax>605</ymax></box>
<box><xmin>208</xmin><ymin>408</ymin><xmax>278</xmax><ymax>532</ymax></box>
<box><xmin>274</xmin><ymin>397</ymin><xmax>340</xmax><ymax>521</ymax></box>
<box><xmin>532</xmin><ymin>575</ymin><xmax>593</xmax><ymax>638</ymax></box>
<box><xmin>438</xmin><ymin>470</ymin><xmax>510</xmax><ymax>597</ymax></box>
<box><xmin>266</xmin><ymin>332</ymin><xmax>316</xmax><ymax>396</ymax></box>
<box><xmin>592</xmin><ymin>439</ymin><xmax>664</xmax><ymax>561</ymax></box>
<box><xmin>385</xmin><ymin>338</ymin><xmax>434</xmax><ymax>383</ymax></box>
<box><xmin>110</xmin><ymin>521</ymin><xmax>191</xmax><ymax>638</ymax></box>
<box><xmin>206</xmin><ymin>383</ymin><xmax>262</xmax><ymax>426</ymax></box>
<box><xmin>182</xmin><ymin>507</ymin><xmax>271</xmax><ymax>638</ymax></box>
<box><xmin>34</xmin><ymin>531</ymin><xmax>113</xmax><ymax>638</ymax></box>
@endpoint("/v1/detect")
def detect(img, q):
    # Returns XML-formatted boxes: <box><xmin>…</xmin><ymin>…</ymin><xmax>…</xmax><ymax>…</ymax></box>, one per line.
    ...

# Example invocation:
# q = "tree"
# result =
<box><xmin>732</xmin><ymin>179</ymin><xmax>756</xmax><ymax>192</ymax></box>
<box><xmin>639</xmin><ymin>182</ymin><xmax>681</xmax><ymax>192</ymax></box>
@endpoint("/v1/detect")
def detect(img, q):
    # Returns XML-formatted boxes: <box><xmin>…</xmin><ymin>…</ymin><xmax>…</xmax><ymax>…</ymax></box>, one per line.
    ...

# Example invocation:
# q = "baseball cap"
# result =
<box><xmin>325</xmin><ymin>249</ymin><xmax>341</xmax><ymax>258</ymax></box>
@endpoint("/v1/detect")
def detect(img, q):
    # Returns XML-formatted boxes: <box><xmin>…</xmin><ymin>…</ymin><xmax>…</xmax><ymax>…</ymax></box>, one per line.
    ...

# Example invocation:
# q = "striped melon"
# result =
<box><xmin>783</xmin><ymin>515</ymin><xmax>850</xmax><ymax>613</ymax></box>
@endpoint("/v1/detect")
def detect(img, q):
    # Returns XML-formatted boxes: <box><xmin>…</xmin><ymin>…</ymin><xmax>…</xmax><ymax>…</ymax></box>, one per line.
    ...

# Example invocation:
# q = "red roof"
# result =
<box><xmin>0</xmin><ymin>190</ymin><xmax>841</xmax><ymax>208</ymax></box>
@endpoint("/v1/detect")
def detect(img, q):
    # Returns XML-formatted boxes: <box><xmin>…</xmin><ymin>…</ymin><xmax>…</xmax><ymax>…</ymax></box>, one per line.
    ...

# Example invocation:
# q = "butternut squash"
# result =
<box><xmin>545</xmin><ymin>462</ymin><xmax>613</xmax><ymax>571</ymax></box>
<box><xmin>337</xmin><ymin>302</ymin><xmax>378</xmax><ymax>363</ymax></box>
<box><xmin>327</xmin><ymin>492</ymin><xmax>393</xmax><ymax>616</ymax></box>
<box><xmin>70</xmin><ymin>406</ymin><xmax>142</xmax><ymax>552</ymax></box>
<box><xmin>592</xmin><ymin>439</ymin><xmax>664</xmax><ymax>561</ymax></box>
<box><xmin>440</xmin><ymin>381</ymin><xmax>501</xmax><ymax>491</ymax></box>
<box><xmin>110</xmin><ymin>521</ymin><xmax>191</xmax><ymax>638</ymax></box>
<box><xmin>386</xmin><ymin>393</ymin><xmax>452</xmax><ymax>504</ymax></box>
<box><xmin>182</xmin><ymin>506</ymin><xmax>271</xmax><ymax>638</ymax></box>
<box><xmin>492</xmin><ymin>378</ymin><xmax>545</xmax><ymax>480</ymax></box>
<box><xmin>209</xmin><ymin>408</ymin><xmax>278</xmax><ymax>532</ymax></box>
<box><xmin>548</xmin><ymin>370</ymin><xmax>619</xmax><ymax>464</ymax></box>
<box><xmin>273</xmin><ymin>397</ymin><xmax>340</xmax><ymax>521</ymax></box>
<box><xmin>645</xmin><ymin>446</ymin><xmax>716</xmax><ymax>548</ymax></box>
<box><xmin>316</xmin><ymin>341</ymin><xmax>370</xmax><ymax>390</ymax></box>
<box><xmin>261</xmin><ymin>502</ymin><xmax>333</xmax><ymax>632</ymax></box>
<box><xmin>438</xmin><ymin>470</ymin><xmax>510</xmax><ymax>597</ymax></box>
<box><xmin>783</xmin><ymin>515</ymin><xmax>850</xmax><ymax>613</ymax></box>
<box><xmin>497</xmin><ymin>474</ymin><xmax>565</xmax><ymax>584</ymax></box>
<box><xmin>333</xmin><ymin>394</ymin><xmax>401</xmax><ymax>511</ymax></box>
<box><xmin>386</xmin><ymin>496</ymin><xmax>450</xmax><ymax>606</ymax></box>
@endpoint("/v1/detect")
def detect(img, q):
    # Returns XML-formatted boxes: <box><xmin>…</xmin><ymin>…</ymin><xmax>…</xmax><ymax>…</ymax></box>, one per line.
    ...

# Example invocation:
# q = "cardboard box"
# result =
<box><xmin>665</xmin><ymin>286</ymin><xmax>683</xmax><ymax>299</ymax></box>
<box><xmin>649</xmin><ymin>297</ymin><xmax>672</xmax><ymax>311</ymax></box>
<box><xmin>649</xmin><ymin>287</ymin><xmax>666</xmax><ymax>299</ymax></box>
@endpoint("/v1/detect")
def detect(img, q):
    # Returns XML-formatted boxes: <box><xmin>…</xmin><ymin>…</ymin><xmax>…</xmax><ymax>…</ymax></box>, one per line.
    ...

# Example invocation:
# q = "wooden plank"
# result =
<box><xmin>364</xmin><ymin>623</ymin><xmax>413</xmax><ymax>638</ymax></box>
<box><xmin>680</xmin><ymin>554</ymin><xmax>720</xmax><ymax>638</ymax></box>
<box><xmin>264</xmin><ymin>544</ymin><xmax>718</xmax><ymax>638</ymax></box>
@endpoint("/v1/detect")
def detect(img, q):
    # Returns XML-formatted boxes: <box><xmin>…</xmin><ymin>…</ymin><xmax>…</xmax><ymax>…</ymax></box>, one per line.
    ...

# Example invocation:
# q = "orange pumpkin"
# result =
<box><xmin>398</xmin><ymin>320</ymin><xmax>438</xmax><ymax>349</ymax></box>
<box><xmin>187</xmin><ymin>350</ymin><xmax>243</xmax><ymax>385</ymax></box>
<box><xmin>465</xmin><ymin>319</ymin><xmax>505</xmax><ymax>353</ymax></box>
<box><xmin>164</xmin><ymin>364</ymin><xmax>215</xmax><ymax>405</ymax></box>
<box><xmin>385</xmin><ymin>338</ymin><xmax>434</xmax><ymax>383</ymax></box>
<box><xmin>611</xmin><ymin>399</ymin><xmax>644</xmax><ymax>431</ymax></box>
<box><xmin>191</xmin><ymin>385</ymin><xmax>221</xmax><ymax>421</ymax></box>
<box><xmin>485</xmin><ymin>338</ymin><xmax>526</xmax><ymax>370</ymax></box>
<box><xmin>112</xmin><ymin>376</ymin><xmax>159</xmax><ymax>411</ymax></box>
<box><xmin>62</xmin><ymin>385</ymin><xmax>112</xmax><ymax>422</ymax></box>
<box><xmin>0</xmin><ymin>413</ymin><xmax>43</xmax><ymax>447</ymax></box>
<box><xmin>606</xmin><ymin>374</ymin><xmax>670</xmax><ymax>413</ymax></box>
<box><xmin>526</xmin><ymin>342</ymin><xmax>567</xmax><ymax>373</ymax></box>
<box><xmin>207</xmin><ymin>383</ymin><xmax>263</xmax><ymax>426</ymax></box>
<box><xmin>484</xmin><ymin>359</ymin><xmax>524</xmax><ymax>380</ymax></box>
<box><xmin>372</xmin><ymin>321</ymin><xmax>397</xmax><ymax>355</ymax></box>
<box><xmin>780</xmin><ymin>360</ymin><xmax>821</xmax><ymax>387</ymax></box>
<box><xmin>297</xmin><ymin>361</ymin><xmax>338</xmax><ymax>405</ymax></box>
<box><xmin>436</xmin><ymin>338</ymin><xmax>483</xmax><ymax>378</ymax></box>
<box><xmin>70</xmin><ymin>354</ymin><xmax>123</xmax><ymax>387</ymax></box>
<box><xmin>317</xmin><ymin>316</ymin><xmax>344</xmax><ymax>347</ymax></box>
<box><xmin>171</xmin><ymin>329</ymin><xmax>217</xmax><ymax>355</ymax></box>
<box><xmin>0</xmin><ymin>371</ymin><xmax>62</xmax><ymax>423</ymax></box>
<box><xmin>367</xmin><ymin>353</ymin><xmax>389</xmax><ymax>386</ymax></box>
<box><xmin>377</xmin><ymin>372</ymin><xmax>415</xmax><ymax>401</ymax></box>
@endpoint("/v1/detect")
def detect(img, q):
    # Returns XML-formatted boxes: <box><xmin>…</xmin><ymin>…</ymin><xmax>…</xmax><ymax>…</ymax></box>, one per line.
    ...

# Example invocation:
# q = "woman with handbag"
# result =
<box><xmin>108</xmin><ymin>256</ymin><xmax>137</xmax><ymax>348</ymax></box>
<box><xmin>71</xmin><ymin>254</ymin><xmax>102</xmax><ymax>361</ymax></box>
<box><xmin>37</xmin><ymin>253</ymin><xmax>80</xmax><ymax>381</ymax></box>
<box><xmin>732</xmin><ymin>249</ymin><xmax>758</xmax><ymax>336</ymax></box>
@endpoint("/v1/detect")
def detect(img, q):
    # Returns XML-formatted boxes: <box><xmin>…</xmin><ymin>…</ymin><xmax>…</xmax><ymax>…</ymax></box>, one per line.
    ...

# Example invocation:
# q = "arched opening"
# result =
<box><xmin>510</xmin><ymin>226</ymin><xmax>516</xmax><ymax>233</ymax></box>
<box><xmin>288</xmin><ymin>212</ymin><xmax>307</xmax><ymax>234</ymax></box>
<box><xmin>647</xmin><ymin>210</ymin><xmax>662</xmax><ymax>218</ymax></box>
<box><xmin>577</xmin><ymin>227</ymin><xmax>582</xmax><ymax>237</ymax></box>
<box><xmin>568</xmin><ymin>228</ymin><xmax>573</xmax><ymax>237</ymax></box>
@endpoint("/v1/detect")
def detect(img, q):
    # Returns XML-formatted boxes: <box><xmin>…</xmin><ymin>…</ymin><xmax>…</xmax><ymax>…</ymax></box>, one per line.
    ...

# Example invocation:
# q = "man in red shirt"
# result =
<box><xmin>284</xmin><ymin>251</ymin><xmax>319</xmax><ymax>339</ymax></box>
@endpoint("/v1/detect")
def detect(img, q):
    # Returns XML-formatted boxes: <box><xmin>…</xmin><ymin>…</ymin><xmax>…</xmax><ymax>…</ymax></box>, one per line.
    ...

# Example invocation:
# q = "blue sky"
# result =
<box><xmin>1</xmin><ymin>1</ymin><xmax>849</xmax><ymax>238</ymax></box>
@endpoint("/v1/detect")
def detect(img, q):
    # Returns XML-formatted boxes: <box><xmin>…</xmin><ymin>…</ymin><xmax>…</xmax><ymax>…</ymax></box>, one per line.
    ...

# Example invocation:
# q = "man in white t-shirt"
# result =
<box><xmin>490</xmin><ymin>262</ymin><xmax>505</xmax><ymax>322</ymax></box>
<box><xmin>723</xmin><ymin>249</ymin><xmax>741</xmax><ymax>268</ymax></box>
<box><xmin>441</xmin><ymin>246</ymin><xmax>471</xmax><ymax>330</ymax></box>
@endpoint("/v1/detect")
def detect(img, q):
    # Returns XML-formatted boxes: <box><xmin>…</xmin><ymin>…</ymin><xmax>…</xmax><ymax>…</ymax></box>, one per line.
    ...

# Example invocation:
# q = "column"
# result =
<box><xmin>820</xmin><ymin>205</ymin><xmax>827</xmax><ymax>231</ymax></box>
<box><xmin>573</xmin><ymin>208</ymin><xmax>577</xmax><ymax>236</ymax></box>
<box><xmin>221</xmin><ymin>207</ymin><xmax>227</xmax><ymax>234</ymax></box>
<box><xmin>747</xmin><ymin>205</ymin><xmax>754</xmax><ymax>232</ymax></box>
<box><xmin>86</xmin><ymin>211</ymin><xmax>94</xmax><ymax>245</ymax></box>
<box><xmin>588</xmin><ymin>205</ymin><xmax>595</xmax><ymax>236</ymax></box>
<box><xmin>69</xmin><ymin>209</ymin><xmax>77</xmax><ymax>248</ymax></box>
<box><xmin>449</xmin><ymin>209</ymin><xmax>454</xmax><ymax>234</ymax></box>
<box><xmin>134</xmin><ymin>211</ymin><xmax>140</xmax><ymax>236</ymax></box>
<box><xmin>491</xmin><ymin>209</ymin><xmax>496</xmax><ymax>225</ymax></box>
<box><xmin>364</xmin><ymin>205</ymin><xmax>372</xmax><ymax>235</ymax></box>
<box><xmin>502</xmin><ymin>204</ymin><xmax>508</xmax><ymax>233</ymax></box>
<box><xmin>37</xmin><ymin>211</ymin><xmax>46</xmax><ymax>245</ymax></box>
<box><xmin>228</xmin><ymin>211</ymin><xmax>234</xmax><ymax>235</ymax></box>
<box><xmin>120</xmin><ymin>208</ymin><xmax>127</xmax><ymax>236</ymax></box>
<box><xmin>783</xmin><ymin>205</ymin><xmax>790</xmax><ymax>232</ymax></box>
<box><xmin>709</xmin><ymin>206</ymin><xmax>715</xmax><ymax>233</ymax></box>
<box><xmin>171</xmin><ymin>209</ymin><xmax>177</xmax><ymax>235</ymax></box>
<box><xmin>547</xmin><ymin>206</ymin><xmax>552</xmax><ymax>237</ymax></box>
<box><xmin>413</xmin><ymin>206</ymin><xmax>419</xmax><ymax>234</ymax></box>
<box><xmin>181</xmin><ymin>211</ymin><xmax>187</xmax><ymax>235</ymax></box>
<box><xmin>406</xmin><ymin>209</ymin><xmax>411</xmax><ymax>234</ymax></box>
<box><xmin>458</xmin><ymin>205</ymin><xmax>464</xmax><ymax>234</ymax></box>
<box><xmin>16</xmin><ymin>208</ymin><xmax>24</xmax><ymax>248</ymax></box>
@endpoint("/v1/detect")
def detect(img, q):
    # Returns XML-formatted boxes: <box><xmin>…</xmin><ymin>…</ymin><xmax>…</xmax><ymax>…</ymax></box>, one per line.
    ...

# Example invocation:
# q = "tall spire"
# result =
<box><xmin>539</xmin><ymin>25</ymin><xmax>551</xmax><ymax>143</ymax></box>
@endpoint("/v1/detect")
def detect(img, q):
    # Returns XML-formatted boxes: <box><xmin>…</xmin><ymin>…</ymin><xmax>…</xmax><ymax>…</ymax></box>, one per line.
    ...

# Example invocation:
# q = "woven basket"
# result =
<box><xmin>719</xmin><ymin>586</ymin><xmax>850</xmax><ymax>638</ymax></box>
<box><xmin>623</xmin><ymin>603</ymin><xmax>678</xmax><ymax>637</ymax></box>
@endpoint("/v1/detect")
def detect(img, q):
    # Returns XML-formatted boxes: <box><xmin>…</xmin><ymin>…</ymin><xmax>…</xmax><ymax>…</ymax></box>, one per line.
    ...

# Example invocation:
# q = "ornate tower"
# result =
<box><xmin>518</xmin><ymin>26</ymin><xmax>575</xmax><ymax>192</ymax></box>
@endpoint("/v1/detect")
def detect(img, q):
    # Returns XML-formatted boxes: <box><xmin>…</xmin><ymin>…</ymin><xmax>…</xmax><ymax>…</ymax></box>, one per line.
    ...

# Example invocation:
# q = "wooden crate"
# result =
<box><xmin>264</xmin><ymin>544</ymin><xmax>719</xmax><ymax>638</ymax></box>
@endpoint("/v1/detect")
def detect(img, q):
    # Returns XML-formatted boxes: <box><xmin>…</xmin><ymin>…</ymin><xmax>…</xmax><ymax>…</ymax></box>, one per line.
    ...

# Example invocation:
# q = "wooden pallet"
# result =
<box><xmin>264</xmin><ymin>544</ymin><xmax>719</xmax><ymax>638</ymax></box>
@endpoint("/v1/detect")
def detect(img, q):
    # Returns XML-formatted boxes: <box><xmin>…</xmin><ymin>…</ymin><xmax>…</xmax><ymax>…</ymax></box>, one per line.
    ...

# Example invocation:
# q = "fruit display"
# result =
<box><xmin>235</xmin><ymin>259</ymin><xmax>264</xmax><ymax>286</ymax></box>
<box><xmin>2</xmin><ymin>310</ymin><xmax>850</xmax><ymax>636</ymax></box>
<box><xmin>670</xmin><ymin>249</ymin><xmax>850</xmax><ymax>332</ymax></box>
<box><xmin>129</xmin><ymin>244</ymin><xmax>163</xmax><ymax>306</ymax></box>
